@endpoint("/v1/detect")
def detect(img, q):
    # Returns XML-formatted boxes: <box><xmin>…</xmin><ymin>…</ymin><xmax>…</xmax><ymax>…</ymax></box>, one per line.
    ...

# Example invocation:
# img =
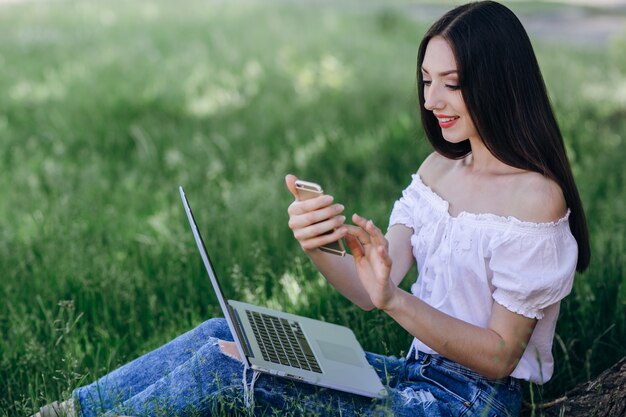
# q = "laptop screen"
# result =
<box><xmin>179</xmin><ymin>186</ymin><xmax>250</xmax><ymax>367</ymax></box>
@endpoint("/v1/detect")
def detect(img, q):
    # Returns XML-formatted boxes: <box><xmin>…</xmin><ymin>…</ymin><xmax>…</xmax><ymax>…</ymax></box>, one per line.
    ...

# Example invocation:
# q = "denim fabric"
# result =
<box><xmin>73</xmin><ymin>319</ymin><xmax>521</xmax><ymax>417</ymax></box>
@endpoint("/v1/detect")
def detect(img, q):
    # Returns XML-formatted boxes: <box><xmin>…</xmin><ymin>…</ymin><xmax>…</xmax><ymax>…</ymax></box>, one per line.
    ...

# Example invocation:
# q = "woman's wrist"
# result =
<box><xmin>380</xmin><ymin>285</ymin><xmax>403</xmax><ymax>313</ymax></box>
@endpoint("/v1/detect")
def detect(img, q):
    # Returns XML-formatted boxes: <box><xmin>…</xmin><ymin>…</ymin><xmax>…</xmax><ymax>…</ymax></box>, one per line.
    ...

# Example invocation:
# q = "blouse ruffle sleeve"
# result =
<box><xmin>488</xmin><ymin>217</ymin><xmax>578</xmax><ymax>320</ymax></box>
<box><xmin>388</xmin><ymin>174</ymin><xmax>423</xmax><ymax>231</ymax></box>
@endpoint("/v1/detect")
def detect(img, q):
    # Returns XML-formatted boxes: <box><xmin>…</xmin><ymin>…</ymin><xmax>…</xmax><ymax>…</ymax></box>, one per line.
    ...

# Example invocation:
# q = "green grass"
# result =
<box><xmin>0</xmin><ymin>1</ymin><xmax>624</xmax><ymax>416</ymax></box>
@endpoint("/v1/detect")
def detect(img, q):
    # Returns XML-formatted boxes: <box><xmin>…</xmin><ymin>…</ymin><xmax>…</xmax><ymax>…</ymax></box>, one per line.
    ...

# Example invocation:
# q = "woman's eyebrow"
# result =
<box><xmin>421</xmin><ymin>67</ymin><xmax>458</xmax><ymax>76</ymax></box>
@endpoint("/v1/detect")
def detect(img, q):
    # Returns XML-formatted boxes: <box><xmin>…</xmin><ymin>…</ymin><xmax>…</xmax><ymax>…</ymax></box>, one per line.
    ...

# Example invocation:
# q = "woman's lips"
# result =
<box><xmin>437</xmin><ymin>116</ymin><xmax>459</xmax><ymax>129</ymax></box>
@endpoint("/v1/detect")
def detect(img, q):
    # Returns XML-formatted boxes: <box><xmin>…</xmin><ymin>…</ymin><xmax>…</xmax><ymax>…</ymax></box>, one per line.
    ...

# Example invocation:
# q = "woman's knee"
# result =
<box><xmin>187</xmin><ymin>339</ymin><xmax>244</xmax><ymax>390</ymax></box>
<box><xmin>194</xmin><ymin>318</ymin><xmax>233</xmax><ymax>341</ymax></box>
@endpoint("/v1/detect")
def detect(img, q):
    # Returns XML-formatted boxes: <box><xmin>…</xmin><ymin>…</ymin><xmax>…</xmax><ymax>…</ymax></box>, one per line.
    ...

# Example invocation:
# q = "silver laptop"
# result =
<box><xmin>179</xmin><ymin>187</ymin><xmax>387</xmax><ymax>399</ymax></box>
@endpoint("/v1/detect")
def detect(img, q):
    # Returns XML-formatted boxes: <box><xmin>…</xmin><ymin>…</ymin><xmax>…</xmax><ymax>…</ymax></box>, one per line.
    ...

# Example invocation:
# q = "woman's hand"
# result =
<box><xmin>285</xmin><ymin>174</ymin><xmax>347</xmax><ymax>252</ymax></box>
<box><xmin>344</xmin><ymin>214</ymin><xmax>398</xmax><ymax>311</ymax></box>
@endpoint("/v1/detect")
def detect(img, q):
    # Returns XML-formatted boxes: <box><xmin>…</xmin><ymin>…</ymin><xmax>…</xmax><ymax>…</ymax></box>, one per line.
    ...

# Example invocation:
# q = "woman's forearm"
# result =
<box><xmin>383</xmin><ymin>289</ymin><xmax>534</xmax><ymax>379</ymax></box>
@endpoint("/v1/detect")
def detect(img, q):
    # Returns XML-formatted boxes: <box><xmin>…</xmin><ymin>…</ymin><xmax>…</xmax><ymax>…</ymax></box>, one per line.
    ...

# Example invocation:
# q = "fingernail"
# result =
<box><xmin>336</xmin><ymin>204</ymin><xmax>344</xmax><ymax>212</ymax></box>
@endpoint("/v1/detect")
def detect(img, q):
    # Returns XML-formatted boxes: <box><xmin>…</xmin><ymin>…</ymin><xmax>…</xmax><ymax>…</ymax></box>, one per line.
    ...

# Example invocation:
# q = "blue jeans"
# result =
<box><xmin>73</xmin><ymin>318</ymin><xmax>522</xmax><ymax>416</ymax></box>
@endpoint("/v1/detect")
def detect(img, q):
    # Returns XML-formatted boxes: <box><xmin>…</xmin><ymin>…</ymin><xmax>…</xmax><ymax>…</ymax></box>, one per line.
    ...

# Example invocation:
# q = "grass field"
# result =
<box><xmin>0</xmin><ymin>0</ymin><xmax>625</xmax><ymax>416</ymax></box>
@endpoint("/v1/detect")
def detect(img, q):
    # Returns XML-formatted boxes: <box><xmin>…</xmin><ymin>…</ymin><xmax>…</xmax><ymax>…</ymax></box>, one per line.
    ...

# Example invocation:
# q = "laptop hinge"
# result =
<box><xmin>227</xmin><ymin>303</ymin><xmax>254</xmax><ymax>359</ymax></box>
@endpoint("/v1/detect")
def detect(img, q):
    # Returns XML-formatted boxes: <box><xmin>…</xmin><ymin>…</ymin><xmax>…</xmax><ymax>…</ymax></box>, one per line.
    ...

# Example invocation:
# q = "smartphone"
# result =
<box><xmin>294</xmin><ymin>179</ymin><xmax>346</xmax><ymax>256</ymax></box>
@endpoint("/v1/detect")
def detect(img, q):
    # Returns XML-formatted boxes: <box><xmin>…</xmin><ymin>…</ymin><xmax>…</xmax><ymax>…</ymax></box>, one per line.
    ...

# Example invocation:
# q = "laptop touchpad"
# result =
<box><xmin>317</xmin><ymin>340</ymin><xmax>363</xmax><ymax>367</ymax></box>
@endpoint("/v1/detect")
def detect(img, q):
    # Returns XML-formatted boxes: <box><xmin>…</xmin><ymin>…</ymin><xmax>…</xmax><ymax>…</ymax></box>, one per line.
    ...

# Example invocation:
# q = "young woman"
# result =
<box><xmin>35</xmin><ymin>1</ymin><xmax>589</xmax><ymax>416</ymax></box>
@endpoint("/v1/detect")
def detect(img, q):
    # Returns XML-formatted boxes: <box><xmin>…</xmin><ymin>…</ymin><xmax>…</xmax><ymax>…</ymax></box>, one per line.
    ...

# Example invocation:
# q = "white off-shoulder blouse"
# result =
<box><xmin>388</xmin><ymin>174</ymin><xmax>578</xmax><ymax>384</ymax></box>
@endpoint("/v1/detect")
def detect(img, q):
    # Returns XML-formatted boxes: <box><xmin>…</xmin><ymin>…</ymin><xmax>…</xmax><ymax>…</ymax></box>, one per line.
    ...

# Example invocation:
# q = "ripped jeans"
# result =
<box><xmin>73</xmin><ymin>318</ymin><xmax>522</xmax><ymax>417</ymax></box>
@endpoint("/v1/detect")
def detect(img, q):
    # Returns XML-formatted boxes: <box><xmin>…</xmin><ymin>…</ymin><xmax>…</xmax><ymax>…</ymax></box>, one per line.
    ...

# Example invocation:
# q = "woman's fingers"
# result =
<box><xmin>293</xmin><ymin>215</ymin><xmax>346</xmax><ymax>241</ymax></box>
<box><xmin>375</xmin><ymin>245</ymin><xmax>393</xmax><ymax>269</ymax></box>
<box><xmin>346</xmin><ymin>217</ymin><xmax>391</xmax><ymax>270</ymax></box>
<box><xmin>288</xmin><ymin>201</ymin><xmax>344</xmax><ymax>231</ymax></box>
<box><xmin>344</xmin><ymin>233</ymin><xmax>364</xmax><ymax>259</ymax></box>
<box><xmin>285</xmin><ymin>174</ymin><xmax>300</xmax><ymax>200</ymax></box>
<box><xmin>351</xmin><ymin>214</ymin><xmax>387</xmax><ymax>247</ymax></box>
<box><xmin>286</xmin><ymin>173</ymin><xmax>347</xmax><ymax>252</ymax></box>
<box><xmin>288</xmin><ymin>194</ymin><xmax>334</xmax><ymax>215</ymax></box>
<box><xmin>285</xmin><ymin>173</ymin><xmax>337</xmax><ymax>216</ymax></box>
<box><xmin>344</xmin><ymin>223</ymin><xmax>371</xmax><ymax>246</ymax></box>
<box><xmin>375</xmin><ymin>246</ymin><xmax>391</xmax><ymax>277</ymax></box>
<box><xmin>299</xmin><ymin>226</ymin><xmax>347</xmax><ymax>251</ymax></box>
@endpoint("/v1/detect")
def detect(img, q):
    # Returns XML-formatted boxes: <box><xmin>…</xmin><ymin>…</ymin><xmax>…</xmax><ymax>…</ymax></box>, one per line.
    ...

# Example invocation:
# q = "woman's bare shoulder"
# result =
<box><xmin>509</xmin><ymin>172</ymin><xmax>568</xmax><ymax>223</ymax></box>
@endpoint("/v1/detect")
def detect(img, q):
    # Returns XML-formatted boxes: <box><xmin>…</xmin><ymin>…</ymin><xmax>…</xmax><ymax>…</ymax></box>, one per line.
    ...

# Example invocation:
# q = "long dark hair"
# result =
<box><xmin>417</xmin><ymin>1</ymin><xmax>590</xmax><ymax>272</ymax></box>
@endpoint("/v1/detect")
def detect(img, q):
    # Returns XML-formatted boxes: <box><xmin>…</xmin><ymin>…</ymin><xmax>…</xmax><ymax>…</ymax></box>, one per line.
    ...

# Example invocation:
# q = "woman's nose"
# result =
<box><xmin>423</xmin><ymin>85</ymin><xmax>442</xmax><ymax>111</ymax></box>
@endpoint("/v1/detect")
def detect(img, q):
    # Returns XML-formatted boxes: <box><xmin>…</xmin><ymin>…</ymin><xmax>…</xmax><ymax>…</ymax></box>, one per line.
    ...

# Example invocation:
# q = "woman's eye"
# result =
<box><xmin>422</xmin><ymin>80</ymin><xmax>432</xmax><ymax>86</ymax></box>
<box><xmin>446</xmin><ymin>84</ymin><xmax>460</xmax><ymax>90</ymax></box>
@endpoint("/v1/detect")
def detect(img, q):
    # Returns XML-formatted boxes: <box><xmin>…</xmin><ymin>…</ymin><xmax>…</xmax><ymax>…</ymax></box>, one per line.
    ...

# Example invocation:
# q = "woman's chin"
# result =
<box><xmin>441</xmin><ymin>135</ymin><xmax>469</xmax><ymax>144</ymax></box>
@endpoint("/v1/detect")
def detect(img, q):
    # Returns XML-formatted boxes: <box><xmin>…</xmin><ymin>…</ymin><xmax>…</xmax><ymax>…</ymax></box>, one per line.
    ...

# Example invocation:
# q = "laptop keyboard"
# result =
<box><xmin>246</xmin><ymin>310</ymin><xmax>322</xmax><ymax>373</ymax></box>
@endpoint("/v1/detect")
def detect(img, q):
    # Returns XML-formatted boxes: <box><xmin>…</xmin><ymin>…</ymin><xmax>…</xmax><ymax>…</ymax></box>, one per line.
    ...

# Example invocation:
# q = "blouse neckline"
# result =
<box><xmin>412</xmin><ymin>173</ymin><xmax>571</xmax><ymax>229</ymax></box>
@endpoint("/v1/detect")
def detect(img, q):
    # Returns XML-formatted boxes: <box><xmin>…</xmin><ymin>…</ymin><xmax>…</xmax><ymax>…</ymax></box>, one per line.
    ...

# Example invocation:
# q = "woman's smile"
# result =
<box><xmin>435</xmin><ymin>114</ymin><xmax>460</xmax><ymax>128</ymax></box>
